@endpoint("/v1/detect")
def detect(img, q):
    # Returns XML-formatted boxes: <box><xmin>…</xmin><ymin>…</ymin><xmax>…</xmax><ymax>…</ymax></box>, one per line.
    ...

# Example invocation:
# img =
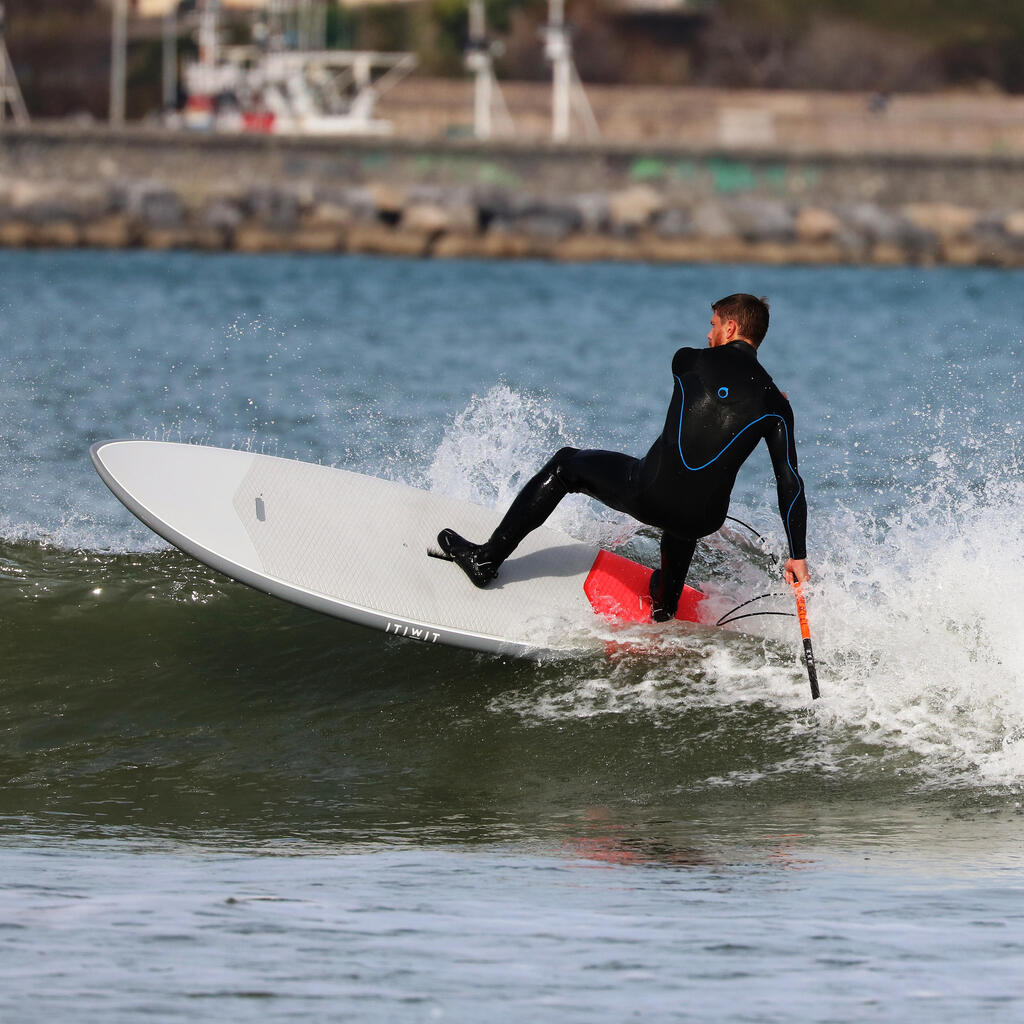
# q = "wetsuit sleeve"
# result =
<box><xmin>764</xmin><ymin>401</ymin><xmax>807</xmax><ymax>560</ymax></box>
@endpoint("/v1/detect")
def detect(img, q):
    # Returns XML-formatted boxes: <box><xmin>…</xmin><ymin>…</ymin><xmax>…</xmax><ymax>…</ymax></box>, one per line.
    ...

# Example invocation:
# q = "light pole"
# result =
<box><xmin>545</xmin><ymin>0</ymin><xmax>570</xmax><ymax>142</ymax></box>
<box><xmin>0</xmin><ymin>2</ymin><xmax>6</xmax><ymax>127</ymax></box>
<box><xmin>465</xmin><ymin>0</ymin><xmax>514</xmax><ymax>140</ymax></box>
<box><xmin>162</xmin><ymin>4</ymin><xmax>177</xmax><ymax>113</ymax></box>
<box><xmin>0</xmin><ymin>1</ymin><xmax>29</xmax><ymax>125</ymax></box>
<box><xmin>109</xmin><ymin>0</ymin><xmax>127</xmax><ymax>125</ymax></box>
<box><xmin>542</xmin><ymin>0</ymin><xmax>598</xmax><ymax>143</ymax></box>
<box><xmin>198</xmin><ymin>0</ymin><xmax>219</xmax><ymax>68</ymax></box>
<box><xmin>467</xmin><ymin>0</ymin><xmax>492</xmax><ymax>139</ymax></box>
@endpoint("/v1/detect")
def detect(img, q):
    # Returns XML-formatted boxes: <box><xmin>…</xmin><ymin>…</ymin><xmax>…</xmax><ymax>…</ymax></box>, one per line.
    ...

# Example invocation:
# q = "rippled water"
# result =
<box><xmin>2</xmin><ymin>249</ymin><xmax>1024</xmax><ymax>1021</ymax></box>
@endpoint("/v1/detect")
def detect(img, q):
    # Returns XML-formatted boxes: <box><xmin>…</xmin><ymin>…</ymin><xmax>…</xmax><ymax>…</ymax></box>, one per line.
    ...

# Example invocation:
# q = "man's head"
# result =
<box><xmin>708</xmin><ymin>294</ymin><xmax>770</xmax><ymax>348</ymax></box>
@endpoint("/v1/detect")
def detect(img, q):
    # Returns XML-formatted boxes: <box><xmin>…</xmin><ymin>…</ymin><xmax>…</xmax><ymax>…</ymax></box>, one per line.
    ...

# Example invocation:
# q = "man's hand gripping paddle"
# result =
<box><xmin>791</xmin><ymin>581</ymin><xmax>820</xmax><ymax>700</ymax></box>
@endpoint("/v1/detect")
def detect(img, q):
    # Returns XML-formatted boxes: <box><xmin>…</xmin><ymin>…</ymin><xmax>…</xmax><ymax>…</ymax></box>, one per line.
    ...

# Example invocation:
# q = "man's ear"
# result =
<box><xmin>725</xmin><ymin>319</ymin><xmax>740</xmax><ymax>340</ymax></box>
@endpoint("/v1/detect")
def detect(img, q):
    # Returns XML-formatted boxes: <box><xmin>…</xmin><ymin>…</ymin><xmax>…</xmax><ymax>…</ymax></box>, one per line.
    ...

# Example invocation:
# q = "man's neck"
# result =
<box><xmin>724</xmin><ymin>337</ymin><xmax>758</xmax><ymax>352</ymax></box>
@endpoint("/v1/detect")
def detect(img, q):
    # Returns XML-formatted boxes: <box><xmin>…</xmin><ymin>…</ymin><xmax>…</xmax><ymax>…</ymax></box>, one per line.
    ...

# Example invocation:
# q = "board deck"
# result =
<box><xmin>91</xmin><ymin>440</ymin><xmax>706</xmax><ymax>657</ymax></box>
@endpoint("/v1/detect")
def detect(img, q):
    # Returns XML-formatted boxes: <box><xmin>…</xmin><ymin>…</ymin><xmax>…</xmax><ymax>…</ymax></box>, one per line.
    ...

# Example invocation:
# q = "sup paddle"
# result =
<box><xmin>791</xmin><ymin>581</ymin><xmax>820</xmax><ymax>700</ymax></box>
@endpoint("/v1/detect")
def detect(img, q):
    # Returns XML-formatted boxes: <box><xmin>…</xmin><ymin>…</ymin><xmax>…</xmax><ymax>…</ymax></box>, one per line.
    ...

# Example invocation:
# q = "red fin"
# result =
<box><xmin>583</xmin><ymin>549</ymin><xmax>704</xmax><ymax>624</ymax></box>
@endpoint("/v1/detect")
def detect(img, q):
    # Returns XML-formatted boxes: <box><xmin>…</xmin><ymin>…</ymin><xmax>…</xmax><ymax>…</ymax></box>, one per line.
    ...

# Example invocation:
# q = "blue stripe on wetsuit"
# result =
<box><xmin>674</xmin><ymin>374</ymin><xmax>804</xmax><ymax>557</ymax></box>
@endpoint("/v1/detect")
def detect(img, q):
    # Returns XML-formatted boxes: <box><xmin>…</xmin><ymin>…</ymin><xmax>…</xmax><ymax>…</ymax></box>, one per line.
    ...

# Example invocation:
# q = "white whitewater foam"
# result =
<box><xmin>445</xmin><ymin>390</ymin><xmax>1024</xmax><ymax>790</ymax></box>
<box><xmin>423</xmin><ymin>384</ymin><xmax>640</xmax><ymax>550</ymax></box>
<box><xmin>811</xmin><ymin>461</ymin><xmax>1024</xmax><ymax>788</ymax></box>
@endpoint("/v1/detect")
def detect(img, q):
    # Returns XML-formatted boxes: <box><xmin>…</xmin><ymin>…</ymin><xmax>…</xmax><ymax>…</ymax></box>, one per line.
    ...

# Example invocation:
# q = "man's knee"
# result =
<box><xmin>547</xmin><ymin>446</ymin><xmax>582</xmax><ymax>489</ymax></box>
<box><xmin>551</xmin><ymin>445</ymin><xmax>581</xmax><ymax>466</ymax></box>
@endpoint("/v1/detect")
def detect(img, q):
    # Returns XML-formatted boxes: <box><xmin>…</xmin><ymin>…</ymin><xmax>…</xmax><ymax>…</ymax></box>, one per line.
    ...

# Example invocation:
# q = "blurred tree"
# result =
<box><xmin>703</xmin><ymin>0</ymin><xmax>1024</xmax><ymax>91</ymax></box>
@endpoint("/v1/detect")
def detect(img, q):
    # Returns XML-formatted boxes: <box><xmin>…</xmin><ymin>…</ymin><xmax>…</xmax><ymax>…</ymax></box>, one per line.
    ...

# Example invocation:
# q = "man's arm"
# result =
<box><xmin>764</xmin><ymin>402</ymin><xmax>808</xmax><ymax>582</ymax></box>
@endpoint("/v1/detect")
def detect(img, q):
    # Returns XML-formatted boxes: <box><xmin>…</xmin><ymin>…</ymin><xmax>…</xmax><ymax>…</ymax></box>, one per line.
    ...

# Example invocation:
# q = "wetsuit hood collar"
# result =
<box><xmin>724</xmin><ymin>339</ymin><xmax>759</xmax><ymax>359</ymax></box>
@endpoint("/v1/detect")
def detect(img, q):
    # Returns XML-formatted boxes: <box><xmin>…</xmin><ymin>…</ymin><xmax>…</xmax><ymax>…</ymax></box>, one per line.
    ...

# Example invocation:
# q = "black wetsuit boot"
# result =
<box><xmin>437</xmin><ymin>450</ymin><xmax>573</xmax><ymax>588</ymax></box>
<box><xmin>436</xmin><ymin>529</ymin><xmax>501</xmax><ymax>588</ymax></box>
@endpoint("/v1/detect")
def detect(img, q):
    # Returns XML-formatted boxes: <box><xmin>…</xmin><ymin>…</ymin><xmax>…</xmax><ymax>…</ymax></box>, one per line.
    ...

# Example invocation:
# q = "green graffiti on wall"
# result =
<box><xmin>476</xmin><ymin>163</ymin><xmax>522</xmax><ymax>188</ymax></box>
<box><xmin>361</xmin><ymin>152</ymin><xmax>391</xmax><ymax>171</ymax></box>
<box><xmin>630</xmin><ymin>158</ymin><xmax>667</xmax><ymax>181</ymax></box>
<box><xmin>799</xmin><ymin>166</ymin><xmax>822</xmax><ymax>188</ymax></box>
<box><xmin>707</xmin><ymin>159</ymin><xmax>757</xmax><ymax>193</ymax></box>
<box><xmin>704</xmin><ymin>159</ymin><xmax>816</xmax><ymax>194</ymax></box>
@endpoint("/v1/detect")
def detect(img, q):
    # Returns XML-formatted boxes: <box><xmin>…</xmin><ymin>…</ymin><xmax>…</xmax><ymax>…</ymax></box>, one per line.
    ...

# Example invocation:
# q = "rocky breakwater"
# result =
<box><xmin>2</xmin><ymin>177</ymin><xmax>1024</xmax><ymax>266</ymax></box>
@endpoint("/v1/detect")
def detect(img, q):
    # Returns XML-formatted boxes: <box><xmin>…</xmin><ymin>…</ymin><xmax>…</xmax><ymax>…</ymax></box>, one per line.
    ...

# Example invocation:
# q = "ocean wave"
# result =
<box><xmin>3</xmin><ymin>384</ymin><xmax>1024</xmax><ymax>801</ymax></box>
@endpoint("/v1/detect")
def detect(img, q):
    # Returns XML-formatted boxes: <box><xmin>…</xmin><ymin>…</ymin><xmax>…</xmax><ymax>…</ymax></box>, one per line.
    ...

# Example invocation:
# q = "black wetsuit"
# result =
<box><xmin>446</xmin><ymin>340</ymin><xmax>807</xmax><ymax>617</ymax></box>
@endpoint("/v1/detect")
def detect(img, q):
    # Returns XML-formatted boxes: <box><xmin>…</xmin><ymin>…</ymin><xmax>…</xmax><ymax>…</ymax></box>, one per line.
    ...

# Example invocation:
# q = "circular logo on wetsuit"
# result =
<box><xmin>718</xmin><ymin>386</ymin><xmax>729</xmax><ymax>399</ymax></box>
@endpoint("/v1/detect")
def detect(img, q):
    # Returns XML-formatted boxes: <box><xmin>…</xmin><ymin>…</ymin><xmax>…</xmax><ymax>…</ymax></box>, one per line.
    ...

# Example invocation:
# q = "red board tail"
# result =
<box><xmin>583</xmin><ymin>549</ymin><xmax>705</xmax><ymax>624</ymax></box>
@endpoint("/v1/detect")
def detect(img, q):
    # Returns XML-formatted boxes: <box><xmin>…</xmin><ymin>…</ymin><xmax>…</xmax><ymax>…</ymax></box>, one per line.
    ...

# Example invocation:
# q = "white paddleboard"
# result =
<box><xmin>92</xmin><ymin>440</ymin><xmax>711</xmax><ymax>657</ymax></box>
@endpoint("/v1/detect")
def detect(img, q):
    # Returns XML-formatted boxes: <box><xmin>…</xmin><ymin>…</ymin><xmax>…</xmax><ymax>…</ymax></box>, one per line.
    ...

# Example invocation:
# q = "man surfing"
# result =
<box><xmin>437</xmin><ymin>293</ymin><xmax>808</xmax><ymax>620</ymax></box>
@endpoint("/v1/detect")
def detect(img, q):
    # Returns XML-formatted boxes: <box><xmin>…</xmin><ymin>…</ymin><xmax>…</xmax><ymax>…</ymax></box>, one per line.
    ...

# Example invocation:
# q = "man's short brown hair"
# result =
<box><xmin>712</xmin><ymin>293</ymin><xmax>770</xmax><ymax>347</ymax></box>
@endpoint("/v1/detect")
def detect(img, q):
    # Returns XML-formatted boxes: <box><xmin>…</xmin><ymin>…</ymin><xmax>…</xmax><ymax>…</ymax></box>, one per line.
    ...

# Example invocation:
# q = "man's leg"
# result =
<box><xmin>439</xmin><ymin>447</ymin><xmax>640</xmax><ymax>587</ymax></box>
<box><xmin>649</xmin><ymin>531</ymin><xmax>698</xmax><ymax>621</ymax></box>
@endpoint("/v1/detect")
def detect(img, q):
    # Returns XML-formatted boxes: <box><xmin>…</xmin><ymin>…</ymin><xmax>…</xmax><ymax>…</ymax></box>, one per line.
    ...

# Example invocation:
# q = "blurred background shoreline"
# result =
<box><xmin>6</xmin><ymin>0</ymin><xmax>1024</xmax><ymax>265</ymax></box>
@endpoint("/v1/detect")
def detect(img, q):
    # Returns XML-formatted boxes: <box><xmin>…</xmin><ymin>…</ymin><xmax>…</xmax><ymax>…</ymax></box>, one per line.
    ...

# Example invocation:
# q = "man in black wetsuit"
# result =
<box><xmin>437</xmin><ymin>293</ymin><xmax>809</xmax><ymax>620</ymax></box>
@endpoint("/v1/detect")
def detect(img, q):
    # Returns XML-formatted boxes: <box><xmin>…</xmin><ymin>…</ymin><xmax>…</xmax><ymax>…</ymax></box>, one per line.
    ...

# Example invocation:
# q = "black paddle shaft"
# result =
<box><xmin>803</xmin><ymin>636</ymin><xmax>820</xmax><ymax>700</ymax></box>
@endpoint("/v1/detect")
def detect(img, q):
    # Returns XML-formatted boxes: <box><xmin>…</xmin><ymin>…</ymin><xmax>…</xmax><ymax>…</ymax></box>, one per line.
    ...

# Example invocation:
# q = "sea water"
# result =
<box><xmin>1</xmin><ymin>249</ymin><xmax>1023</xmax><ymax>1021</ymax></box>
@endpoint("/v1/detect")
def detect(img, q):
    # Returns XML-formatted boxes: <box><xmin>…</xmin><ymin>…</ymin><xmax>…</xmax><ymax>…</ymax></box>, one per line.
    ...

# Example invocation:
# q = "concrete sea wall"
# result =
<box><xmin>3</xmin><ymin>125</ymin><xmax>1024</xmax><ymax>266</ymax></box>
